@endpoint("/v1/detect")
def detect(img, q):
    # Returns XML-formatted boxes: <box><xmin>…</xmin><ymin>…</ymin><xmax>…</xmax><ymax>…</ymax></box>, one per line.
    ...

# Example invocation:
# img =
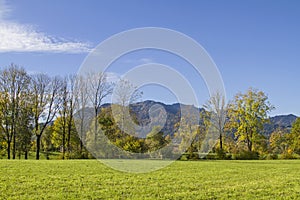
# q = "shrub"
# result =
<box><xmin>179</xmin><ymin>154</ymin><xmax>188</xmax><ymax>161</ymax></box>
<box><xmin>266</xmin><ymin>154</ymin><xmax>278</xmax><ymax>160</ymax></box>
<box><xmin>224</xmin><ymin>153</ymin><xmax>232</xmax><ymax>160</ymax></box>
<box><xmin>216</xmin><ymin>149</ymin><xmax>226</xmax><ymax>159</ymax></box>
<box><xmin>279</xmin><ymin>152</ymin><xmax>299</xmax><ymax>159</ymax></box>
<box><xmin>235</xmin><ymin>151</ymin><xmax>259</xmax><ymax>160</ymax></box>
<box><xmin>204</xmin><ymin>153</ymin><xmax>218</xmax><ymax>160</ymax></box>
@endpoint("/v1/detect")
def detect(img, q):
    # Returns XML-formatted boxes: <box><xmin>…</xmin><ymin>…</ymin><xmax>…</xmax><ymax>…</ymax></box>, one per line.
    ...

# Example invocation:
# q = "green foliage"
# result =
<box><xmin>264</xmin><ymin>153</ymin><xmax>278</xmax><ymax>160</ymax></box>
<box><xmin>46</xmin><ymin>117</ymin><xmax>81</xmax><ymax>159</ymax></box>
<box><xmin>95</xmin><ymin>107</ymin><xmax>170</xmax><ymax>156</ymax></box>
<box><xmin>228</xmin><ymin>88</ymin><xmax>274</xmax><ymax>152</ymax></box>
<box><xmin>232</xmin><ymin>151</ymin><xmax>260</xmax><ymax>160</ymax></box>
<box><xmin>179</xmin><ymin>154</ymin><xmax>189</xmax><ymax>161</ymax></box>
<box><xmin>0</xmin><ymin>65</ymin><xmax>299</xmax><ymax>161</ymax></box>
<box><xmin>215</xmin><ymin>148</ymin><xmax>227</xmax><ymax>159</ymax></box>
<box><xmin>269</xmin><ymin>128</ymin><xmax>289</xmax><ymax>154</ymax></box>
<box><xmin>175</xmin><ymin>105</ymin><xmax>204</xmax><ymax>155</ymax></box>
<box><xmin>289</xmin><ymin>118</ymin><xmax>300</xmax><ymax>154</ymax></box>
<box><xmin>279</xmin><ymin>152</ymin><xmax>300</xmax><ymax>160</ymax></box>
<box><xmin>145</xmin><ymin>126</ymin><xmax>167</xmax><ymax>152</ymax></box>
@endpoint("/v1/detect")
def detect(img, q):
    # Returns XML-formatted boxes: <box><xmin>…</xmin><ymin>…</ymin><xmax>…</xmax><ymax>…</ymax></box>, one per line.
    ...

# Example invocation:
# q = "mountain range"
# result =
<box><xmin>101</xmin><ymin>100</ymin><xmax>298</xmax><ymax>137</ymax></box>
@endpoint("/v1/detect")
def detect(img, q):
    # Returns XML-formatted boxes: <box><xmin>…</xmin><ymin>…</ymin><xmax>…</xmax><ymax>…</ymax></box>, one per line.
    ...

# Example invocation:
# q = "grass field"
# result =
<box><xmin>1</xmin><ymin>160</ymin><xmax>300</xmax><ymax>199</ymax></box>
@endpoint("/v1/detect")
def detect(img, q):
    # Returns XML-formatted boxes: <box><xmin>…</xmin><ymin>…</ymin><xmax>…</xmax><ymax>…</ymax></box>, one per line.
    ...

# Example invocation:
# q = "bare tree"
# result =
<box><xmin>31</xmin><ymin>74</ymin><xmax>62</xmax><ymax>160</ymax></box>
<box><xmin>74</xmin><ymin>75</ymin><xmax>89</xmax><ymax>155</ymax></box>
<box><xmin>87</xmin><ymin>72</ymin><xmax>113</xmax><ymax>146</ymax></box>
<box><xmin>111</xmin><ymin>79</ymin><xmax>142</xmax><ymax>136</ymax></box>
<box><xmin>66</xmin><ymin>75</ymin><xmax>78</xmax><ymax>155</ymax></box>
<box><xmin>203</xmin><ymin>92</ymin><xmax>227</xmax><ymax>150</ymax></box>
<box><xmin>58</xmin><ymin>77</ymin><xmax>68</xmax><ymax>159</ymax></box>
<box><xmin>57</xmin><ymin>74</ymin><xmax>79</xmax><ymax>159</ymax></box>
<box><xmin>112</xmin><ymin>79</ymin><xmax>142</xmax><ymax>107</ymax></box>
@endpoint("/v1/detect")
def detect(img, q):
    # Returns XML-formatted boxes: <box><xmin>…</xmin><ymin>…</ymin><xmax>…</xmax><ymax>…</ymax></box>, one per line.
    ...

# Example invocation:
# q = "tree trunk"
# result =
<box><xmin>248</xmin><ymin>129</ymin><xmax>253</xmax><ymax>152</ymax></box>
<box><xmin>24</xmin><ymin>150</ymin><xmax>28</xmax><ymax>160</ymax></box>
<box><xmin>7</xmin><ymin>141</ymin><xmax>11</xmax><ymax>159</ymax></box>
<box><xmin>12</xmin><ymin>132</ymin><xmax>16</xmax><ymax>159</ymax></box>
<box><xmin>62</xmin><ymin>132</ymin><xmax>65</xmax><ymax>160</ymax></box>
<box><xmin>94</xmin><ymin>108</ymin><xmax>98</xmax><ymax>147</ymax></box>
<box><xmin>219</xmin><ymin>132</ymin><xmax>223</xmax><ymax>150</ymax></box>
<box><xmin>246</xmin><ymin>138</ymin><xmax>252</xmax><ymax>152</ymax></box>
<box><xmin>80</xmin><ymin>117</ymin><xmax>85</xmax><ymax>156</ymax></box>
<box><xmin>94</xmin><ymin>124</ymin><xmax>97</xmax><ymax>147</ymax></box>
<box><xmin>248</xmin><ymin>140</ymin><xmax>252</xmax><ymax>152</ymax></box>
<box><xmin>67</xmin><ymin>114</ymin><xmax>73</xmax><ymax>155</ymax></box>
<box><xmin>67</xmin><ymin>128</ymin><xmax>71</xmax><ymax>155</ymax></box>
<box><xmin>245</xmin><ymin>127</ymin><xmax>252</xmax><ymax>152</ymax></box>
<box><xmin>36</xmin><ymin>135</ymin><xmax>41</xmax><ymax>160</ymax></box>
<box><xmin>80</xmin><ymin>140</ymin><xmax>83</xmax><ymax>154</ymax></box>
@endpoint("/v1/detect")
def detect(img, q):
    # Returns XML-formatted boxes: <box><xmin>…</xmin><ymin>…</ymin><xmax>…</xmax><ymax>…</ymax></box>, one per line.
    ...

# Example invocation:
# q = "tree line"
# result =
<box><xmin>0</xmin><ymin>64</ymin><xmax>112</xmax><ymax>159</ymax></box>
<box><xmin>179</xmin><ymin>89</ymin><xmax>300</xmax><ymax>160</ymax></box>
<box><xmin>0</xmin><ymin>64</ymin><xmax>299</xmax><ymax>160</ymax></box>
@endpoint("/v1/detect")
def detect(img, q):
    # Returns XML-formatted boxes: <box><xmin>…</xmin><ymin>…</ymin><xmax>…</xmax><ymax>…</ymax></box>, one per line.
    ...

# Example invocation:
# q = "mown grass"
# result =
<box><xmin>0</xmin><ymin>160</ymin><xmax>300</xmax><ymax>199</ymax></box>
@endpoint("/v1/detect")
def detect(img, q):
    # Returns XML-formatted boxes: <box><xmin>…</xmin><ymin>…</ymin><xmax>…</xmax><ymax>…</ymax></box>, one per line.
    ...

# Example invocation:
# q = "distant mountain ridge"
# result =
<box><xmin>264</xmin><ymin>114</ymin><xmax>298</xmax><ymax>136</ymax></box>
<box><xmin>100</xmin><ymin>100</ymin><xmax>298</xmax><ymax>137</ymax></box>
<box><xmin>129</xmin><ymin>100</ymin><xmax>204</xmax><ymax>136</ymax></box>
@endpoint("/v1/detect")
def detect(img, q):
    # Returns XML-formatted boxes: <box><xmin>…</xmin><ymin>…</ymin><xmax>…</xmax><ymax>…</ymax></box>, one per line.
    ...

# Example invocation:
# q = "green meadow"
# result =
<box><xmin>1</xmin><ymin>160</ymin><xmax>300</xmax><ymax>199</ymax></box>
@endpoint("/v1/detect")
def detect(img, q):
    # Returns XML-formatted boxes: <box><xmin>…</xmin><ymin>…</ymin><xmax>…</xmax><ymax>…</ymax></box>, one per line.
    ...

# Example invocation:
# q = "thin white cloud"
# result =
<box><xmin>0</xmin><ymin>0</ymin><xmax>11</xmax><ymax>20</ymax></box>
<box><xmin>139</xmin><ymin>58</ymin><xmax>154</xmax><ymax>64</ymax></box>
<box><xmin>0</xmin><ymin>0</ymin><xmax>92</xmax><ymax>53</ymax></box>
<box><xmin>123</xmin><ymin>58</ymin><xmax>155</xmax><ymax>64</ymax></box>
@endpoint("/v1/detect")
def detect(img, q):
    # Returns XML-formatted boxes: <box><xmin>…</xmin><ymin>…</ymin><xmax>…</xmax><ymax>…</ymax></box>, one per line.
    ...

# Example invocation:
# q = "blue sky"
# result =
<box><xmin>0</xmin><ymin>0</ymin><xmax>299</xmax><ymax>116</ymax></box>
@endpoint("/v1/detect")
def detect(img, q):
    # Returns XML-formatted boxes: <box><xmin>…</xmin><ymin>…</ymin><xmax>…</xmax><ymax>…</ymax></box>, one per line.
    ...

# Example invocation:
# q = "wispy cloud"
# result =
<box><xmin>0</xmin><ymin>0</ymin><xmax>92</xmax><ymax>53</ymax></box>
<box><xmin>0</xmin><ymin>0</ymin><xmax>10</xmax><ymax>20</ymax></box>
<box><xmin>123</xmin><ymin>58</ymin><xmax>155</xmax><ymax>64</ymax></box>
<box><xmin>139</xmin><ymin>58</ymin><xmax>154</xmax><ymax>64</ymax></box>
